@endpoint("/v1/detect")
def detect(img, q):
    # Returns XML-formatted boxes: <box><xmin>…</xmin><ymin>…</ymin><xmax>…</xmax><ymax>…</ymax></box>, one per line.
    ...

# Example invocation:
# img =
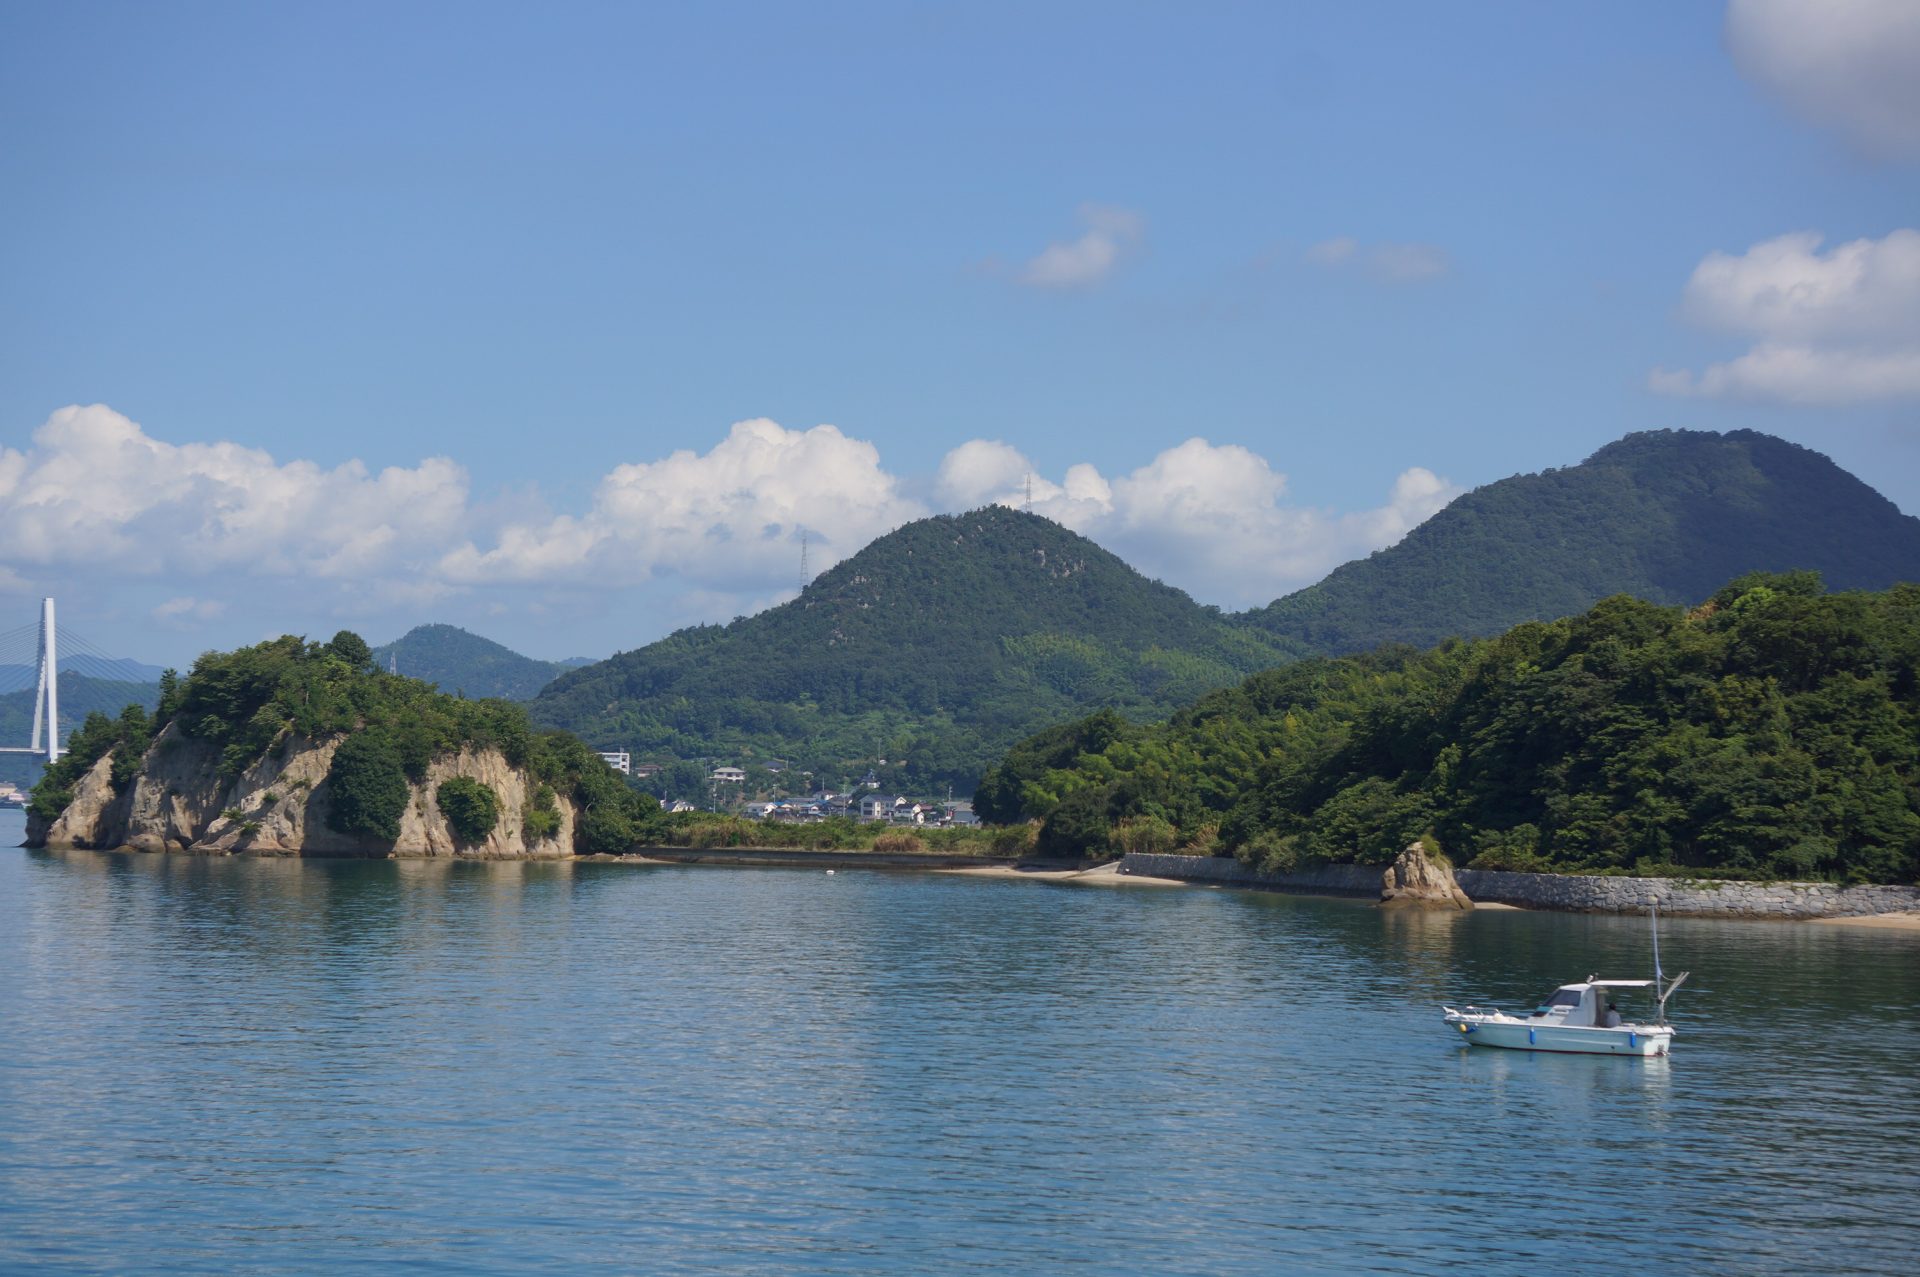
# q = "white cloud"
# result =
<box><xmin>0</xmin><ymin>405</ymin><xmax>470</xmax><ymax>579</ymax></box>
<box><xmin>1305</xmin><ymin>237</ymin><xmax>1450</xmax><ymax>283</ymax></box>
<box><xmin>0</xmin><ymin>406</ymin><xmax>1458</xmax><ymax>644</ymax></box>
<box><xmin>1726</xmin><ymin>0</ymin><xmax>1920</xmax><ymax>159</ymax></box>
<box><xmin>932</xmin><ymin>437</ymin><xmax>1459</xmax><ymax>606</ymax></box>
<box><xmin>1018</xmin><ymin>204</ymin><xmax>1144</xmax><ymax>289</ymax></box>
<box><xmin>1652</xmin><ymin>229</ymin><xmax>1920</xmax><ymax>405</ymax></box>
<box><xmin>152</xmin><ymin>596</ymin><xmax>226</xmax><ymax>626</ymax></box>
<box><xmin>440</xmin><ymin>418</ymin><xmax>928</xmax><ymax>589</ymax></box>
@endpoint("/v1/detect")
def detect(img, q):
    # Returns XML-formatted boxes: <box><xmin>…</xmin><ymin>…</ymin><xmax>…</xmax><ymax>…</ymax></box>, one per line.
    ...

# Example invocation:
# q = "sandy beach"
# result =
<box><xmin>935</xmin><ymin>862</ymin><xmax>1191</xmax><ymax>888</ymax></box>
<box><xmin>1813</xmin><ymin>911</ymin><xmax>1920</xmax><ymax>931</ymax></box>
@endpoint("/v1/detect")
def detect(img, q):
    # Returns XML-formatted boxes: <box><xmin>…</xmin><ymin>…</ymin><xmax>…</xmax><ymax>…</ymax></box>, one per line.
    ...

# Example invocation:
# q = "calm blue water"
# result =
<box><xmin>3</xmin><ymin>809</ymin><xmax>1918</xmax><ymax>1275</ymax></box>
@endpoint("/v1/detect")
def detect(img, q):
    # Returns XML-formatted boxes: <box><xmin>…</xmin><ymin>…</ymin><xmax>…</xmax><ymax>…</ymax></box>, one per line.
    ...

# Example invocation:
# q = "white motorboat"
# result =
<box><xmin>1443</xmin><ymin>906</ymin><xmax>1690</xmax><ymax>1056</ymax></box>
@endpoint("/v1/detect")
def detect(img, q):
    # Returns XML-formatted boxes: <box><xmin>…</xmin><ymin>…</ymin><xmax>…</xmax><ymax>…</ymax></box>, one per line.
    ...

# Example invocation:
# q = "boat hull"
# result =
<box><xmin>1445</xmin><ymin>1016</ymin><xmax>1672</xmax><ymax>1056</ymax></box>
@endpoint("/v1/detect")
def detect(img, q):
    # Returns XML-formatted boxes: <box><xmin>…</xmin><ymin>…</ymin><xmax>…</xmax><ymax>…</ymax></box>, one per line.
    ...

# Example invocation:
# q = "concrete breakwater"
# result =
<box><xmin>1116</xmin><ymin>853</ymin><xmax>1920</xmax><ymax>919</ymax></box>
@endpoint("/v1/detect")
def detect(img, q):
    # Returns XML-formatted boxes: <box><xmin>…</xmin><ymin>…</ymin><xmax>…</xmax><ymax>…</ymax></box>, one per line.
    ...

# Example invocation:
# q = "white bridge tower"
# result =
<box><xmin>29</xmin><ymin>597</ymin><xmax>61</xmax><ymax>763</ymax></box>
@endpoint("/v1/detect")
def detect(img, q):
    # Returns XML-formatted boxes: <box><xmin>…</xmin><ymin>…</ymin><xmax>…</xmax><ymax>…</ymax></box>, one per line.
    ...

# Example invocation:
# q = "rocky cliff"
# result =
<box><xmin>27</xmin><ymin>723</ymin><xmax>575</xmax><ymax>859</ymax></box>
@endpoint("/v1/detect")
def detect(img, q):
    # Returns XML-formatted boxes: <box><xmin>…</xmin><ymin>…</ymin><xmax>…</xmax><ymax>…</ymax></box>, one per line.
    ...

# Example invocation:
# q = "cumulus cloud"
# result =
<box><xmin>0</xmin><ymin>405</ymin><xmax>470</xmax><ymax>580</ymax></box>
<box><xmin>1018</xmin><ymin>204</ymin><xmax>1144</xmax><ymax>289</ymax></box>
<box><xmin>933</xmin><ymin>437</ymin><xmax>1458</xmax><ymax>606</ymax></box>
<box><xmin>1726</xmin><ymin>0</ymin><xmax>1920</xmax><ymax>160</ymax></box>
<box><xmin>1651</xmin><ymin>229</ymin><xmax>1920</xmax><ymax>405</ymax></box>
<box><xmin>1306</xmin><ymin>237</ymin><xmax>1450</xmax><ymax>283</ymax></box>
<box><xmin>440</xmin><ymin>418</ymin><xmax>928</xmax><ymax>589</ymax></box>
<box><xmin>152</xmin><ymin>596</ymin><xmax>226</xmax><ymax>626</ymax></box>
<box><xmin>1</xmin><ymin>406</ymin><xmax>1457</xmax><ymax>641</ymax></box>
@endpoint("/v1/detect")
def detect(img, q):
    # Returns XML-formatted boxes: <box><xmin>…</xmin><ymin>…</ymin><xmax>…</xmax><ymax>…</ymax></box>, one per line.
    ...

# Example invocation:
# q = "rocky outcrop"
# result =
<box><xmin>29</xmin><ymin>726</ymin><xmax>576</xmax><ymax>859</ymax></box>
<box><xmin>1379</xmin><ymin>842</ymin><xmax>1474</xmax><ymax>910</ymax></box>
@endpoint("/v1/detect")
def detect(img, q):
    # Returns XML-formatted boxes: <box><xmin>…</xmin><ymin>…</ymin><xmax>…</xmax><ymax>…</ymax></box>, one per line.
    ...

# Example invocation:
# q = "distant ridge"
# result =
<box><xmin>372</xmin><ymin>624</ymin><xmax>581</xmax><ymax>701</ymax></box>
<box><xmin>1242</xmin><ymin>429</ymin><xmax>1920</xmax><ymax>653</ymax></box>
<box><xmin>532</xmin><ymin>506</ymin><xmax>1301</xmax><ymax>793</ymax></box>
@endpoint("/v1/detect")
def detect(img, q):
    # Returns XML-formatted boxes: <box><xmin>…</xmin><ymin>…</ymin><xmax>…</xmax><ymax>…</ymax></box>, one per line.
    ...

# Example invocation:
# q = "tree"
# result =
<box><xmin>327</xmin><ymin>630</ymin><xmax>374</xmax><ymax>672</ymax></box>
<box><xmin>326</xmin><ymin>731</ymin><xmax>409</xmax><ymax>841</ymax></box>
<box><xmin>436</xmin><ymin>777</ymin><xmax>500</xmax><ymax>845</ymax></box>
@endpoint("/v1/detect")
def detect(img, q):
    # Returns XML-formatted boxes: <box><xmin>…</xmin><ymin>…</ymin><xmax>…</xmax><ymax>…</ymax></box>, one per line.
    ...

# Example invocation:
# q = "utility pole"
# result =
<box><xmin>799</xmin><ymin>529</ymin><xmax>809</xmax><ymax>593</ymax></box>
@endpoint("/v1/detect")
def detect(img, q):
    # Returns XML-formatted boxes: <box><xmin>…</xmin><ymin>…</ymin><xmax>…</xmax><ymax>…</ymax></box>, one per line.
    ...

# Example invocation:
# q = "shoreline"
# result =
<box><xmin>17</xmin><ymin>835</ymin><xmax>1920</xmax><ymax>925</ymax></box>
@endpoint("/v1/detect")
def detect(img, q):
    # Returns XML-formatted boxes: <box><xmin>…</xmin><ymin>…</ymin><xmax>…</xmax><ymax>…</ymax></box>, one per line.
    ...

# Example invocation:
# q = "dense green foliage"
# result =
<box><xmin>980</xmin><ymin>575</ymin><xmax>1920</xmax><ymax>883</ymax></box>
<box><xmin>24</xmin><ymin>700</ymin><xmax>155</xmax><ymax>823</ymax></box>
<box><xmin>534</xmin><ymin>507</ymin><xmax>1302</xmax><ymax>795</ymax></box>
<box><xmin>435</xmin><ymin>776</ymin><xmax>501</xmax><ymax>844</ymax></box>
<box><xmin>372</xmin><ymin>624</ymin><xmax>578</xmax><ymax>701</ymax></box>
<box><xmin>30</xmin><ymin>632</ymin><xmax>660</xmax><ymax>852</ymax></box>
<box><xmin>326</xmin><ymin>732</ymin><xmax>411</xmax><ymax>841</ymax></box>
<box><xmin>1243</xmin><ymin>430</ymin><xmax>1920</xmax><ymax>654</ymax></box>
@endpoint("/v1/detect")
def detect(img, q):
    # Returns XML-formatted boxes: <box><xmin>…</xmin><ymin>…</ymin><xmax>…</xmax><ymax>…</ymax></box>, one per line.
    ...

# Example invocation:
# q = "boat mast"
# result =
<box><xmin>1651</xmin><ymin>899</ymin><xmax>1689</xmax><ymax>1024</ymax></box>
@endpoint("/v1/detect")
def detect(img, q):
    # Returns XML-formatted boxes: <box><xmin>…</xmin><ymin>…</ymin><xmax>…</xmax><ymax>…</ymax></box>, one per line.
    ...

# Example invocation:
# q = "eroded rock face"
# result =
<box><xmin>29</xmin><ymin>730</ymin><xmax>577</xmax><ymax>860</ymax></box>
<box><xmin>1381</xmin><ymin>842</ymin><xmax>1474</xmax><ymax>910</ymax></box>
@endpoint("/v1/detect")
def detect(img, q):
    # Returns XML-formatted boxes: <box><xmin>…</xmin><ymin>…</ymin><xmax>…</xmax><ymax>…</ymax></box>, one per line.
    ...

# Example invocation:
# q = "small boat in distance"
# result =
<box><xmin>1442</xmin><ymin>904</ymin><xmax>1690</xmax><ymax>1057</ymax></box>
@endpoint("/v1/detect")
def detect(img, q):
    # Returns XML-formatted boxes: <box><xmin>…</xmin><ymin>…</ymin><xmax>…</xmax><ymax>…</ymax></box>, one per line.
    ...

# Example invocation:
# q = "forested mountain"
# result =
<box><xmin>372</xmin><ymin>624</ymin><xmax>580</xmax><ymax>701</ymax></box>
<box><xmin>532</xmin><ymin>507</ymin><xmax>1303</xmax><ymax>794</ymax></box>
<box><xmin>1242</xmin><ymin>430</ymin><xmax>1920</xmax><ymax>653</ymax></box>
<box><xmin>978</xmin><ymin>574</ymin><xmax>1920</xmax><ymax>883</ymax></box>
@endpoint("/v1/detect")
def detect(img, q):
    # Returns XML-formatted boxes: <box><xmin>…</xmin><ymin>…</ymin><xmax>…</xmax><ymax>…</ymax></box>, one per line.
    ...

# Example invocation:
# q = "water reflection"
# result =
<box><xmin>1</xmin><ymin>837</ymin><xmax>1916</xmax><ymax>1276</ymax></box>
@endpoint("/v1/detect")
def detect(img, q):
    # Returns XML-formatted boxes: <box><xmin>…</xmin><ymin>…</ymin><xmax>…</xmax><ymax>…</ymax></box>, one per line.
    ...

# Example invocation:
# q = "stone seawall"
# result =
<box><xmin>1451</xmin><ymin>869</ymin><xmax>1920</xmax><ymax>919</ymax></box>
<box><xmin>1116</xmin><ymin>853</ymin><xmax>1920</xmax><ymax>919</ymax></box>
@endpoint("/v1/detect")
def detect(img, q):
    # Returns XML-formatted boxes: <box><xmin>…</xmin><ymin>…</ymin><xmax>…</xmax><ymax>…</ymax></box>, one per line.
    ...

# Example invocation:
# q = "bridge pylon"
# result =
<box><xmin>28</xmin><ymin>597</ymin><xmax>61</xmax><ymax>764</ymax></box>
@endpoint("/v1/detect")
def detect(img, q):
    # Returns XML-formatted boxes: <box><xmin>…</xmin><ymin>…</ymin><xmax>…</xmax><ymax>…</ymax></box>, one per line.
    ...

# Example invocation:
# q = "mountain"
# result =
<box><xmin>531</xmin><ymin>507</ymin><xmax>1303</xmax><ymax>794</ymax></box>
<box><xmin>979</xmin><ymin>575</ymin><xmax>1920</xmax><ymax>884</ymax></box>
<box><xmin>1242</xmin><ymin>429</ymin><xmax>1920</xmax><ymax>653</ymax></box>
<box><xmin>371</xmin><ymin>625</ymin><xmax>581</xmax><ymax>701</ymax></box>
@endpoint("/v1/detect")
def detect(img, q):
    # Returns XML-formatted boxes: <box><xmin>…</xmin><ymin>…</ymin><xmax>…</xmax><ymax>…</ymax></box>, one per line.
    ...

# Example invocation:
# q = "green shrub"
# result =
<box><xmin>872</xmin><ymin>830</ymin><xmax>926</xmax><ymax>852</ymax></box>
<box><xmin>436</xmin><ymin>776</ymin><xmax>500</xmax><ymax>845</ymax></box>
<box><xmin>523</xmin><ymin>783</ymin><xmax>561</xmax><ymax>841</ymax></box>
<box><xmin>222</xmin><ymin>807</ymin><xmax>245</xmax><ymax>822</ymax></box>
<box><xmin>260</xmin><ymin>792</ymin><xmax>278</xmax><ymax>807</ymax></box>
<box><xmin>1242</xmin><ymin>830</ymin><xmax>1300</xmax><ymax>875</ymax></box>
<box><xmin>325</xmin><ymin>731</ymin><xmax>410</xmax><ymax>842</ymax></box>
<box><xmin>1112</xmin><ymin>813</ymin><xmax>1177</xmax><ymax>856</ymax></box>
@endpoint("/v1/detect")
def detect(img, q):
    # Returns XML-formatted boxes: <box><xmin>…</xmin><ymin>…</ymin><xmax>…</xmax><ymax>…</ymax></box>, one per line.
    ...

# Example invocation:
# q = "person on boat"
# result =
<box><xmin>1602</xmin><ymin>1002</ymin><xmax>1622</xmax><ymax>1028</ymax></box>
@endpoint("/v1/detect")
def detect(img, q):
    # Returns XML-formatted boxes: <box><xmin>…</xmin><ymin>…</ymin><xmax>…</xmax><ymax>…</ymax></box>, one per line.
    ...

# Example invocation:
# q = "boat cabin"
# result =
<box><xmin>1529</xmin><ymin>979</ymin><xmax>1655</xmax><ymax>1028</ymax></box>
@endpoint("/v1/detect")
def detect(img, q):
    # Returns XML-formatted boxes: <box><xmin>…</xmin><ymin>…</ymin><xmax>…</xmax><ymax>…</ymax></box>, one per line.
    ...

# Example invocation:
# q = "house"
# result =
<box><xmin>858</xmin><ymin>794</ymin><xmax>899</xmax><ymax>823</ymax></box>
<box><xmin>632</xmin><ymin>763</ymin><xmax>663</xmax><ymax>779</ymax></box>
<box><xmin>744</xmin><ymin>801</ymin><xmax>780</xmax><ymax>819</ymax></box>
<box><xmin>597</xmin><ymin>750</ymin><xmax>631</xmax><ymax>775</ymax></box>
<box><xmin>711</xmin><ymin>766</ymin><xmax>747</xmax><ymax>784</ymax></box>
<box><xmin>665</xmin><ymin>799</ymin><xmax>697</xmax><ymax>813</ymax></box>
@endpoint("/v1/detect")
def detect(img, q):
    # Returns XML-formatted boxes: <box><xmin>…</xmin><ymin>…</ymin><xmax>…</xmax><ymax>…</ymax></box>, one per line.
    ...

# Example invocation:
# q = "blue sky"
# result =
<box><xmin>3</xmin><ymin>2</ymin><xmax>1918</xmax><ymax>667</ymax></box>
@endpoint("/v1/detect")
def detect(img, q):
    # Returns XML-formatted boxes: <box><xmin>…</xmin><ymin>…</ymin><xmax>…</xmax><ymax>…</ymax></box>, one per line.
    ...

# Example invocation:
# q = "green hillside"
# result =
<box><xmin>372</xmin><ymin>624</ymin><xmax>577</xmax><ymax>701</ymax></box>
<box><xmin>0</xmin><ymin>674</ymin><xmax>161</xmax><ymax>787</ymax></box>
<box><xmin>979</xmin><ymin>573</ymin><xmax>1920</xmax><ymax>884</ymax></box>
<box><xmin>1244</xmin><ymin>430</ymin><xmax>1920</xmax><ymax>653</ymax></box>
<box><xmin>531</xmin><ymin>507</ymin><xmax>1304</xmax><ymax>794</ymax></box>
<box><xmin>30</xmin><ymin>632</ymin><xmax>658</xmax><ymax>851</ymax></box>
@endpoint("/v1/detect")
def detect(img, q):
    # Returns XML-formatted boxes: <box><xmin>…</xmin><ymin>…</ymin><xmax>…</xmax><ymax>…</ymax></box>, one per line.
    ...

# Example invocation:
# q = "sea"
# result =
<box><xmin>3</xmin><ymin>807</ymin><xmax>1917</xmax><ymax>1275</ymax></box>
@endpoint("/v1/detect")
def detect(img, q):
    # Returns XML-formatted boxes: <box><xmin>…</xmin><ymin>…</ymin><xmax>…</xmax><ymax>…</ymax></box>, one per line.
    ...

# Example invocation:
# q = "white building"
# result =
<box><xmin>711</xmin><ymin>766</ymin><xmax>747</xmax><ymax>784</ymax></box>
<box><xmin>597</xmin><ymin>750</ymin><xmax>631</xmax><ymax>775</ymax></box>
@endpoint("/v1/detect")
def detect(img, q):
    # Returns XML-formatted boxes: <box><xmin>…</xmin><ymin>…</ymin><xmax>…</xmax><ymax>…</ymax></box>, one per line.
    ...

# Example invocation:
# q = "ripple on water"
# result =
<box><xmin>1</xmin><ymin>831</ymin><xmax>1916</xmax><ymax>1275</ymax></box>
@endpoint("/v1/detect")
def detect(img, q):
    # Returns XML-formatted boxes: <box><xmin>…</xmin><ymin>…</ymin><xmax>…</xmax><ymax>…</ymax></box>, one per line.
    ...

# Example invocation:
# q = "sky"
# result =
<box><xmin>3</xmin><ymin>1</ymin><xmax>1919</xmax><ymax>669</ymax></box>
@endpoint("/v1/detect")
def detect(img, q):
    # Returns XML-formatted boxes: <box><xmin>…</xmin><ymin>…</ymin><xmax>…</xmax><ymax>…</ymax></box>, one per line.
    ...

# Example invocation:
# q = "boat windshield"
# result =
<box><xmin>1533</xmin><ymin>988</ymin><xmax>1584</xmax><ymax>1014</ymax></box>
